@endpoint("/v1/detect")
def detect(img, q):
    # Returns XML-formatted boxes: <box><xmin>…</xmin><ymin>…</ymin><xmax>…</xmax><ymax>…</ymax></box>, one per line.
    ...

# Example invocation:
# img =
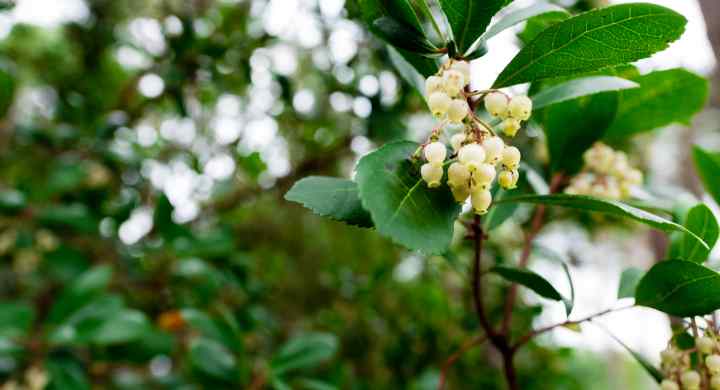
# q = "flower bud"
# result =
<box><xmin>424</xmin><ymin>142</ymin><xmax>447</xmax><ymax>164</ymax></box>
<box><xmin>584</xmin><ymin>143</ymin><xmax>615</xmax><ymax>174</ymax></box>
<box><xmin>660</xmin><ymin>380</ymin><xmax>679</xmax><ymax>390</ymax></box>
<box><xmin>660</xmin><ymin>348</ymin><xmax>676</xmax><ymax>364</ymax></box>
<box><xmin>450</xmin><ymin>183</ymin><xmax>471</xmax><ymax>203</ymax></box>
<box><xmin>498</xmin><ymin>169</ymin><xmax>517</xmax><ymax>189</ymax></box>
<box><xmin>451</xmin><ymin>61</ymin><xmax>471</xmax><ymax>85</ymax></box>
<box><xmin>711</xmin><ymin>375</ymin><xmax>720</xmax><ymax>390</ymax></box>
<box><xmin>448</xmin><ymin>162</ymin><xmax>471</xmax><ymax>188</ymax></box>
<box><xmin>473</xmin><ymin>163</ymin><xmax>496</xmax><ymax>186</ymax></box>
<box><xmin>698</xmin><ymin>336</ymin><xmax>715</xmax><ymax>354</ymax></box>
<box><xmin>502</xmin><ymin>118</ymin><xmax>521</xmax><ymax>137</ymax></box>
<box><xmin>482</xmin><ymin>136</ymin><xmax>504</xmax><ymax>164</ymax></box>
<box><xmin>681</xmin><ymin>371</ymin><xmax>701</xmax><ymax>390</ymax></box>
<box><xmin>443</xmin><ymin>70</ymin><xmax>465</xmax><ymax>97</ymax></box>
<box><xmin>471</xmin><ymin>189</ymin><xmax>492</xmax><ymax>215</ymax></box>
<box><xmin>502</xmin><ymin>146</ymin><xmax>521</xmax><ymax>169</ymax></box>
<box><xmin>450</xmin><ymin>133</ymin><xmax>466</xmax><ymax>152</ymax></box>
<box><xmin>458</xmin><ymin>143</ymin><xmax>486</xmax><ymax>170</ymax></box>
<box><xmin>508</xmin><ymin>95</ymin><xmax>532</xmax><ymax>120</ymax></box>
<box><xmin>624</xmin><ymin>168</ymin><xmax>643</xmax><ymax>185</ymax></box>
<box><xmin>421</xmin><ymin>162</ymin><xmax>444</xmax><ymax>188</ymax></box>
<box><xmin>425</xmin><ymin>75</ymin><xmax>444</xmax><ymax>97</ymax></box>
<box><xmin>447</xmin><ymin>98</ymin><xmax>469</xmax><ymax>123</ymax></box>
<box><xmin>708</xmin><ymin>354</ymin><xmax>720</xmax><ymax>374</ymax></box>
<box><xmin>428</xmin><ymin>92</ymin><xmax>452</xmax><ymax>117</ymax></box>
<box><xmin>484</xmin><ymin>91</ymin><xmax>508</xmax><ymax>118</ymax></box>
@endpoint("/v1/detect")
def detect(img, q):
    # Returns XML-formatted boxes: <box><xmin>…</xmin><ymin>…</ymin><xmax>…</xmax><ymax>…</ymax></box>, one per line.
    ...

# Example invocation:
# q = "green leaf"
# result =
<box><xmin>0</xmin><ymin>301</ymin><xmax>34</xmax><ymax>338</ymax></box>
<box><xmin>617</xmin><ymin>267</ymin><xmax>644</xmax><ymax>299</ymax></box>
<box><xmin>439</xmin><ymin>0</ymin><xmax>508</xmax><ymax>54</ymax></box>
<box><xmin>47</xmin><ymin>265</ymin><xmax>113</xmax><ymax>324</ymax></box>
<box><xmin>355</xmin><ymin>141</ymin><xmax>461</xmax><ymax>254</ymax></box>
<box><xmin>668</xmin><ymin>204</ymin><xmax>719</xmax><ymax>263</ymax></box>
<box><xmin>358</xmin><ymin>0</ymin><xmax>439</xmax><ymax>76</ymax></box>
<box><xmin>693</xmin><ymin>146</ymin><xmax>720</xmax><ymax>206</ymax></box>
<box><xmin>271</xmin><ymin>332</ymin><xmax>338</xmax><ymax>376</ymax></box>
<box><xmin>189</xmin><ymin>337</ymin><xmax>238</xmax><ymax>381</ymax></box>
<box><xmin>297</xmin><ymin>378</ymin><xmax>338</xmax><ymax>390</ymax></box>
<box><xmin>285</xmin><ymin>176</ymin><xmax>373</xmax><ymax>228</ymax></box>
<box><xmin>533</xmin><ymin>244</ymin><xmax>575</xmax><ymax>316</ymax></box>
<box><xmin>541</xmin><ymin>90</ymin><xmax>618</xmax><ymax>174</ymax></box>
<box><xmin>604</xmin><ymin>69</ymin><xmax>708</xmax><ymax>140</ymax></box>
<box><xmin>483</xmin><ymin>187</ymin><xmax>516</xmax><ymax>232</ymax></box>
<box><xmin>37</xmin><ymin>204</ymin><xmax>97</xmax><ymax>233</ymax></box>
<box><xmin>636</xmin><ymin>260</ymin><xmax>720</xmax><ymax>317</ymax></box>
<box><xmin>490</xmin><ymin>265</ymin><xmax>564</xmax><ymax>301</ymax></box>
<box><xmin>517</xmin><ymin>10</ymin><xmax>569</xmax><ymax>45</ymax></box>
<box><xmin>531</xmin><ymin>76</ymin><xmax>638</xmax><ymax>110</ymax></box>
<box><xmin>495</xmin><ymin>194</ymin><xmax>708</xmax><ymax>250</ymax></box>
<box><xmin>388</xmin><ymin>45</ymin><xmax>427</xmax><ymax>97</ymax></box>
<box><xmin>598</xmin><ymin>325</ymin><xmax>663</xmax><ymax>383</ymax></box>
<box><xmin>469</xmin><ymin>3</ymin><xmax>567</xmax><ymax>51</ymax></box>
<box><xmin>493</xmin><ymin>3</ymin><xmax>686</xmax><ymax>87</ymax></box>
<box><xmin>372</xmin><ymin>17</ymin><xmax>438</xmax><ymax>55</ymax></box>
<box><xmin>91</xmin><ymin>309</ymin><xmax>151</xmax><ymax>345</ymax></box>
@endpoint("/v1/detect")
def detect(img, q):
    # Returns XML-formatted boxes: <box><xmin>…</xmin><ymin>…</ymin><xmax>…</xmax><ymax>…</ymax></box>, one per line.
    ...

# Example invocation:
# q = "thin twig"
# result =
<box><xmin>512</xmin><ymin>304</ymin><xmax>635</xmax><ymax>350</ymax></box>
<box><xmin>500</xmin><ymin>172</ymin><xmax>565</xmax><ymax>335</ymax></box>
<box><xmin>438</xmin><ymin>334</ymin><xmax>488</xmax><ymax>390</ymax></box>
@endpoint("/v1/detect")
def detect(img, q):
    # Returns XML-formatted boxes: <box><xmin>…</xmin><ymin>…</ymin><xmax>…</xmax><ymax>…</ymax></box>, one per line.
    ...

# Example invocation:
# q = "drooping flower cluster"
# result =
<box><xmin>565</xmin><ymin>142</ymin><xmax>643</xmax><ymax>200</ymax></box>
<box><xmin>418</xmin><ymin>59</ymin><xmax>532</xmax><ymax>214</ymax></box>
<box><xmin>659</xmin><ymin>333</ymin><xmax>720</xmax><ymax>390</ymax></box>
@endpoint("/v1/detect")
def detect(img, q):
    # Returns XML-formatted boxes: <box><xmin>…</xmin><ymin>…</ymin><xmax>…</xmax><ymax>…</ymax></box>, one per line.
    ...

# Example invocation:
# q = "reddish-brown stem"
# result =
<box><xmin>470</xmin><ymin>215</ymin><xmax>517</xmax><ymax>390</ymax></box>
<box><xmin>438</xmin><ymin>334</ymin><xmax>488</xmax><ymax>390</ymax></box>
<box><xmin>501</xmin><ymin>172</ymin><xmax>565</xmax><ymax>335</ymax></box>
<box><xmin>511</xmin><ymin>305</ymin><xmax>634</xmax><ymax>350</ymax></box>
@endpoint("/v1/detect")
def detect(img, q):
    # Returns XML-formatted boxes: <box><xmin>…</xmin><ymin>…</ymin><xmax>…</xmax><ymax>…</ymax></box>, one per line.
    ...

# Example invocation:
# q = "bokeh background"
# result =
<box><xmin>0</xmin><ymin>0</ymin><xmax>719</xmax><ymax>389</ymax></box>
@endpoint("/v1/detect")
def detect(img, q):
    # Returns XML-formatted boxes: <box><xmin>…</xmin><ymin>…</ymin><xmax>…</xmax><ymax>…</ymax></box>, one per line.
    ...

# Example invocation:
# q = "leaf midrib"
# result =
<box><xmin>497</xmin><ymin>11</ymin><xmax>672</xmax><ymax>86</ymax></box>
<box><xmin>646</xmin><ymin>273</ymin><xmax>717</xmax><ymax>308</ymax></box>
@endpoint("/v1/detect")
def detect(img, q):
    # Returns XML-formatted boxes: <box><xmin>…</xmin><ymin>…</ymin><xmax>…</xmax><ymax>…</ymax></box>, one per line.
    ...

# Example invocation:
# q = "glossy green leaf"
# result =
<box><xmin>617</xmin><ymin>267</ymin><xmax>644</xmax><ymax>299</ymax></box>
<box><xmin>517</xmin><ymin>10</ymin><xmax>569</xmax><ymax>45</ymax></box>
<box><xmin>372</xmin><ymin>17</ymin><xmax>437</xmax><ymax>55</ymax></box>
<box><xmin>91</xmin><ymin>309</ymin><xmax>151</xmax><ymax>345</ymax></box>
<box><xmin>359</xmin><ymin>0</ymin><xmax>439</xmax><ymax>76</ymax></box>
<box><xmin>355</xmin><ymin>141</ymin><xmax>461</xmax><ymax>254</ymax></box>
<box><xmin>604</xmin><ymin>69</ymin><xmax>708</xmax><ymax>140</ymax></box>
<box><xmin>439</xmin><ymin>0</ymin><xmax>508</xmax><ymax>54</ymax></box>
<box><xmin>493</xmin><ymin>3</ymin><xmax>686</xmax><ymax>87</ymax></box>
<box><xmin>474</xmin><ymin>3</ymin><xmax>566</xmax><ymax>48</ymax></box>
<box><xmin>541</xmin><ymin>89</ymin><xmax>618</xmax><ymax>174</ymax></box>
<box><xmin>189</xmin><ymin>337</ymin><xmax>238</xmax><ymax>381</ymax></box>
<box><xmin>636</xmin><ymin>260</ymin><xmax>720</xmax><ymax>317</ymax></box>
<box><xmin>0</xmin><ymin>63</ymin><xmax>15</xmax><ymax>119</ymax></box>
<box><xmin>668</xmin><ymin>204</ymin><xmax>718</xmax><ymax>263</ymax></box>
<box><xmin>532</xmin><ymin>245</ymin><xmax>575</xmax><ymax>316</ymax></box>
<box><xmin>599</xmin><ymin>325</ymin><xmax>663</xmax><ymax>383</ymax></box>
<box><xmin>490</xmin><ymin>265</ymin><xmax>563</xmax><ymax>301</ymax></box>
<box><xmin>495</xmin><ymin>194</ymin><xmax>708</xmax><ymax>250</ymax></box>
<box><xmin>271</xmin><ymin>332</ymin><xmax>338</xmax><ymax>376</ymax></box>
<box><xmin>531</xmin><ymin>76</ymin><xmax>638</xmax><ymax>110</ymax></box>
<box><xmin>693</xmin><ymin>146</ymin><xmax>720</xmax><ymax>206</ymax></box>
<box><xmin>483</xmin><ymin>187</ymin><xmax>516</xmax><ymax>231</ymax></box>
<box><xmin>285</xmin><ymin>176</ymin><xmax>373</xmax><ymax>228</ymax></box>
<box><xmin>388</xmin><ymin>45</ymin><xmax>426</xmax><ymax>97</ymax></box>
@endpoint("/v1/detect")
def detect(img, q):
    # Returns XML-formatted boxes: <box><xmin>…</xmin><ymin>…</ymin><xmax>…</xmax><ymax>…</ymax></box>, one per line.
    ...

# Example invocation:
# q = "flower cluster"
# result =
<box><xmin>659</xmin><ymin>333</ymin><xmax>720</xmax><ymax>390</ymax></box>
<box><xmin>565</xmin><ymin>142</ymin><xmax>643</xmax><ymax>200</ymax></box>
<box><xmin>418</xmin><ymin>60</ymin><xmax>532</xmax><ymax>215</ymax></box>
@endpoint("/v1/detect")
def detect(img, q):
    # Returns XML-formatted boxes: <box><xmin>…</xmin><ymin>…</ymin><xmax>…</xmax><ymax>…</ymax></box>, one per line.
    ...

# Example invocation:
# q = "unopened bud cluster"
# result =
<box><xmin>659</xmin><ymin>332</ymin><xmax>720</xmax><ymax>390</ymax></box>
<box><xmin>419</xmin><ymin>60</ymin><xmax>531</xmax><ymax>215</ymax></box>
<box><xmin>484</xmin><ymin>92</ymin><xmax>532</xmax><ymax>137</ymax></box>
<box><xmin>565</xmin><ymin>142</ymin><xmax>643</xmax><ymax>200</ymax></box>
<box><xmin>425</xmin><ymin>61</ymin><xmax>471</xmax><ymax>123</ymax></box>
